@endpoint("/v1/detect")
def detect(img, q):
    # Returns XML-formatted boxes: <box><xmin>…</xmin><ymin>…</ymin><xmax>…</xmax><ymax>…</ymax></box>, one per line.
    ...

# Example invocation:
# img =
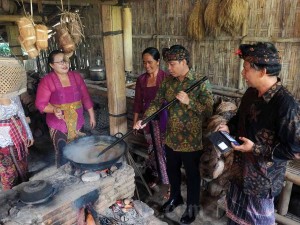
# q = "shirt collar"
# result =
<box><xmin>172</xmin><ymin>70</ymin><xmax>195</xmax><ymax>81</ymax></box>
<box><xmin>262</xmin><ymin>78</ymin><xmax>282</xmax><ymax>103</ymax></box>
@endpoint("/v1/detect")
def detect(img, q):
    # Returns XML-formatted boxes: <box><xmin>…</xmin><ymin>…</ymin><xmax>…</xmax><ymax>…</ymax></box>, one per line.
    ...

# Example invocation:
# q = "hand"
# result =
<box><xmin>176</xmin><ymin>91</ymin><xmax>189</xmax><ymax>105</ymax></box>
<box><xmin>133</xmin><ymin>120</ymin><xmax>146</xmax><ymax>130</ymax></box>
<box><xmin>232</xmin><ymin>137</ymin><xmax>254</xmax><ymax>153</ymax></box>
<box><xmin>90</xmin><ymin>116</ymin><xmax>96</xmax><ymax>129</ymax></box>
<box><xmin>54</xmin><ymin>107</ymin><xmax>64</xmax><ymax>120</ymax></box>
<box><xmin>26</xmin><ymin>139</ymin><xmax>34</xmax><ymax>147</ymax></box>
<box><xmin>218</xmin><ymin>124</ymin><xmax>229</xmax><ymax>133</ymax></box>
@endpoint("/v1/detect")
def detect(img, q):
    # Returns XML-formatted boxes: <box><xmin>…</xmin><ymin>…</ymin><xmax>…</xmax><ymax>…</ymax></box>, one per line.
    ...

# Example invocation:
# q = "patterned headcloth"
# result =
<box><xmin>162</xmin><ymin>45</ymin><xmax>189</xmax><ymax>62</ymax></box>
<box><xmin>236</xmin><ymin>42</ymin><xmax>281</xmax><ymax>66</ymax></box>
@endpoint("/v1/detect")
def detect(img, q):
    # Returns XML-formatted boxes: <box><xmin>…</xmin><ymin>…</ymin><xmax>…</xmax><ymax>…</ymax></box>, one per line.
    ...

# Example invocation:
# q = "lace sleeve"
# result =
<box><xmin>14</xmin><ymin>96</ymin><xmax>33</xmax><ymax>140</ymax></box>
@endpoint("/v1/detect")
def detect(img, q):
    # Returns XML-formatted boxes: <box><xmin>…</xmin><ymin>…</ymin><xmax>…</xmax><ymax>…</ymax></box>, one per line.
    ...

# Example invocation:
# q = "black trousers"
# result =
<box><xmin>165</xmin><ymin>145</ymin><xmax>202</xmax><ymax>207</ymax></box>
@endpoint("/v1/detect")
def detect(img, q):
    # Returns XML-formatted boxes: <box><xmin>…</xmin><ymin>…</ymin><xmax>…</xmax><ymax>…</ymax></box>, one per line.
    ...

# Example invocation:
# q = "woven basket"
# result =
<box><xmin>68</xmin><ymin>20</ymin><xmax>83</xmax><ymax>45</ymax></box>
<box><xmin>35</xmin><ymin>24</ymin><xmax>48</xmax><ymax>50</ymax></box>
<box><xmin>0</xmin><ymin>57</ymin><xmax>27</xmax><ymax>98</ymax></box>
<box><xmin>56</xmin><ymin>25</ymin><xmax>75</xmax><ymax>53</ymax></box>
<box><xmin>17</xmin><ymin>17</ymin><xmax>36</xmax><ymax>46</ymax></box>
<box><xmin>18</xmin><ymin>36</ymin><xmax>39</xmax><ymax>59</ymax></box>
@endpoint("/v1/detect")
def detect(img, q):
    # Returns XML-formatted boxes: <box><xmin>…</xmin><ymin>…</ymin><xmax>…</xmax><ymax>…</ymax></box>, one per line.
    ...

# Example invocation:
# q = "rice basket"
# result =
<box><xmin>35</xmin><ymin>24</ymin><xmax>48</xmax><ymax>50</ymax></box>
<box><xmin>17</xmin><ymin>17</ymin><xmax>36</xmax><ymax>46</ymax></box>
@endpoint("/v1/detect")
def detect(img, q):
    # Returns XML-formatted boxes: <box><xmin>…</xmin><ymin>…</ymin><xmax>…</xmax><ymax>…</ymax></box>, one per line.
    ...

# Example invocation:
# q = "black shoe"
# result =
<box><xmin>180</xmin><ymin>205</ymin><xmax>199</xmax><ymax>224</ymax></box>
<box><xmin>160</xmin><ymin>197</ymin><xmax>184</xmax><ymax>213</ymax></box>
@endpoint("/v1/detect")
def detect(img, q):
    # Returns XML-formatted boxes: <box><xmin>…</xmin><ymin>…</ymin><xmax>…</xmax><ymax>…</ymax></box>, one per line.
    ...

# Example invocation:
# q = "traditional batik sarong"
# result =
<box><xmin>226</xmin><ymin>183</ymin><xmax>275</xmax><ymax>225</ymax></box>
<box><xmin>0</xmin><ymin>146</ymin><xmax>28</xmax><ymax>190</ymax></box>
<box><xmin>49</xmin><ymin>127</ymin><xmax>68</xmax><ymax>168</ymax></box>
<box><xmin>144</xmin><ymin>119</ymin><xmax>169</xmax><ymax>185</ymax></box>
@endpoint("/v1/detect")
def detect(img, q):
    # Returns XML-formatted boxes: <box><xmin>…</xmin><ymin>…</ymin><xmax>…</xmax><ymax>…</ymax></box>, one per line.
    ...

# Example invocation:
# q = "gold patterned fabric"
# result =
<box><xmin>56</xmin><ymin>100</ymin><xmax>82</xmax><ymax>141</ymax></box>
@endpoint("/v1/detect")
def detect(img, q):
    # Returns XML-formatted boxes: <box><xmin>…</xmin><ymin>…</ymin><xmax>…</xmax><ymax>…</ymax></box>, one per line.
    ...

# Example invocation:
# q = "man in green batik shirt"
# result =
<box><xmin>134</xmin><ymin>45</ymin><xmax>213</xmax><ymax>224</ymax></box>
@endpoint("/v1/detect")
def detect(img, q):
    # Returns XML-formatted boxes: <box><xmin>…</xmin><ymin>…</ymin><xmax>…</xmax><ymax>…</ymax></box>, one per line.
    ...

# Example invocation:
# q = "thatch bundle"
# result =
<box><xmin>35</xmin><ymin>24</ymin><xmax>48</xmax><ymax>50</ymax></box>
<box><xmin>187</xmin><ymin>0</ymin><xmax>205</xmax><ymax>41</ymax></box>
<box><xmin>60</xmin><ymin>11</ymin><xmax>85</xmax><ymax>46</ymax></box>
<box><xmin>204</xmin><ymin>0</ymin><xmax>221</xmax><ymax>37</ymax></box>
<box><xmin>55</xmin><ymin>24</ymin><xmax>76</xmax><ymax>53</ymax></box>
<box><xmin>218</xmin><ymin>0</ymin><xmax>248</xmax><ymax>36</ymax></box>
<box><xmin>18</xmin><ymin>35</ymin><xmax>39</xmax><ymax>59</ymax></box>
<box><xmin>17</xmin><ymin>17</ymin><xmax>36</xmax><ymax>46</ymax></box>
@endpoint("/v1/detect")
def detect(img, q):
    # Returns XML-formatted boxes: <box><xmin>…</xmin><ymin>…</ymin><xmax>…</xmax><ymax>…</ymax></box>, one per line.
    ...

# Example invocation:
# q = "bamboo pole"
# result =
<box><xmin>285</xmin><ymin>171</ymin><xmax>300</xmax><ymax>186</ymax></box>
<box><xmin>122</xmin><ymin>5</ymin><xmax>133</xmax><ymax>72</ymax></box>
<box><xmin>0</xmin><ymin>15</ymin><xmax>42</xmax><ymax>22</ymax></box>
<box><xmin>275</xmin><ymin>213</ymin><xmax>300</xmax><ymax>225</ymax></box>
<box><xmin>277</xmin><ymin>180</ymin><xmax>293</xmax><ymax>216</ymax></box>
<box><xmin>238</xmin><ymin>19</ymin><xmax>248</xmax><ymax>90</ymax></box>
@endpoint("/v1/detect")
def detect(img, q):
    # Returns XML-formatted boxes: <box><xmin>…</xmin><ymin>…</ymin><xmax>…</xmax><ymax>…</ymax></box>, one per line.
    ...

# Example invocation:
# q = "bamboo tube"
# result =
<box><xmin>122</xmin><ymin>6</ymin><xmax>133</xmax><ymax>72</ymax></box>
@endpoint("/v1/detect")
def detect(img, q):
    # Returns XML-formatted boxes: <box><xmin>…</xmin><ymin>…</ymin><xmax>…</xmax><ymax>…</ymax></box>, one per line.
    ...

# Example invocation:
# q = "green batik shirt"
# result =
<box><xmin>144</xmin><ymin>71</ymin><xmax>213</xmax><ymax>152</ymax></box>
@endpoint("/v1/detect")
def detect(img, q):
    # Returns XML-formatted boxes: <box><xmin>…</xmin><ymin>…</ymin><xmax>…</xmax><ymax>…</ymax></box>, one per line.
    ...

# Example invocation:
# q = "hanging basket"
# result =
<box><xmin>35</xmin><ymin>24</ymin><xmax>48</xmax><ymax>50</ymax></box>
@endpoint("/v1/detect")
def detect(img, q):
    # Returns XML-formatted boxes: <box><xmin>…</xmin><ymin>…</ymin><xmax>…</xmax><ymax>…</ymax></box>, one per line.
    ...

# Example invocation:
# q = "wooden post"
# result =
<box><xmin>101</xmin><ymin>5</ymin><xmax>127</xmax><ymax>135</ymax></box>
<box><xmin>6</xmin><ymin>25</ymin><xmax>23</xmax><ymax>60</ymax></box>
<box><xmin>277</xmin><ymin>180</ymin><xmax>293</xmax><ymax>216</ymax></box>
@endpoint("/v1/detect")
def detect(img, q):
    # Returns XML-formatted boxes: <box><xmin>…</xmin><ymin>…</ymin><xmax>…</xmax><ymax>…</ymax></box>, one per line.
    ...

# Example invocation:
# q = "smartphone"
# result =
<box><xmin>220</xmin><ymin>131</ymin><xmax>240</xmax><ymax>146</ymax></box>
<box><xmin>208</xmin><ymin>131</ymin><xmax>240</xmax><ymax>154</ymax></box>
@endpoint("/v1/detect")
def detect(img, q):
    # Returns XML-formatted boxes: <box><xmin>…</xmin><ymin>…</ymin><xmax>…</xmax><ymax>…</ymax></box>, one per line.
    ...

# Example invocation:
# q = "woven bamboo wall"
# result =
<box><xmin>81</xmin><ymin>0</ymin><xmax>300</xmax><ymax>99</ymax></box>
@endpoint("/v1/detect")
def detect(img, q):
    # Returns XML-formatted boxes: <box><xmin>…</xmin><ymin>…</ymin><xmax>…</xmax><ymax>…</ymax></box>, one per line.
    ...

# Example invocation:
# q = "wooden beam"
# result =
<box><xmin>101</xmin><ymin>5</ymin><xmax>127</xmax><ymax>136</ymax></box>
<box><xmin>0</xmin><ymin>15</ymin><xmax>43</xmax><ymax>23</ymax></box>
<box><xmin>20</xmin><ymin>0</ymin><xmax>118</xmax><ymax>6</ymax></box>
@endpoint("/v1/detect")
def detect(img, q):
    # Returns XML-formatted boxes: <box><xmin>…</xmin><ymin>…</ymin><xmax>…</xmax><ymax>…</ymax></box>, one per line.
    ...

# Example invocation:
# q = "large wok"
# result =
<box><xmin>62</xmin><ymin>135</ymin><xmax>126</xmax><ymax>170</ymax></box>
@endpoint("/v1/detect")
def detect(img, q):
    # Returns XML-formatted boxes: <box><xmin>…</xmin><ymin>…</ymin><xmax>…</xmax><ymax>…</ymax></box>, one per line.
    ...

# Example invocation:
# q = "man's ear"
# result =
<box><xmin>260</xmin><ymin>68</ymin><xmax>267</xmax><ymax>77</ymax></box>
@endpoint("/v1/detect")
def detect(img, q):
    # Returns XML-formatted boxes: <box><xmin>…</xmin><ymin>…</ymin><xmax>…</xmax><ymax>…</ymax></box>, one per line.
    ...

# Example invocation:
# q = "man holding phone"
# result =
<box><xmin>219</xmin><ymin>42</ymin><xmax>300</xmax><ymax>225</ymax></box>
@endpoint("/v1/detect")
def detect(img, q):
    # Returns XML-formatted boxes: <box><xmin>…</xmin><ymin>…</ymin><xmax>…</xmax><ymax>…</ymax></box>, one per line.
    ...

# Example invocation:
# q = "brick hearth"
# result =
<box><xmin>1</xmin><ymin>164</ymin><xmax>135</xmax><ymax>225</ymax></box>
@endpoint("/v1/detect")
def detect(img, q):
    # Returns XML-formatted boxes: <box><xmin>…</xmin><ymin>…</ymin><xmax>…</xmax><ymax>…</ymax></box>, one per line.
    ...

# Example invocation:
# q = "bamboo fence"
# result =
<box><xmin>80</xmin><ymin>0</ymin><xmax>300</xmax><ymax>99</ymax></box>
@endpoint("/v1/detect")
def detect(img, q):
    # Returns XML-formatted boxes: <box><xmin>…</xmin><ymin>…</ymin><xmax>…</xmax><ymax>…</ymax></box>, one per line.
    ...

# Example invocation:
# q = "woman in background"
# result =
<box><xmin>133</xmin><ymin>47</ymin><xmax>169</xmax><ymax>195</ymax></box>
<box><xmin>0</xmin><ymin>61</ymin><xmax>34</xmax><ymax>190</ymax></box>
<box><xmin>35</xmin><ymin>50</ymin><xmax>96</xmax><ymax>168</ymax></box>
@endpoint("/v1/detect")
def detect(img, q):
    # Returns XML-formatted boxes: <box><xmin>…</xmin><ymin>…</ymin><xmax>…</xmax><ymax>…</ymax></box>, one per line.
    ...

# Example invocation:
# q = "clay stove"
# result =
<box><xmin>0</xmin><ymin>163</ymin><xmax>135</xmax><ymax>225</ymax></box>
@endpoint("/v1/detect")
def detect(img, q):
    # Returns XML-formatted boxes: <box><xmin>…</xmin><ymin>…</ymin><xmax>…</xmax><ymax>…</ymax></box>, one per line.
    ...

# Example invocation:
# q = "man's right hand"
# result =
<box><xmin>133</xmin><ymin>120</ymin><xmax>147</xmax><ymax>130</ymax></box>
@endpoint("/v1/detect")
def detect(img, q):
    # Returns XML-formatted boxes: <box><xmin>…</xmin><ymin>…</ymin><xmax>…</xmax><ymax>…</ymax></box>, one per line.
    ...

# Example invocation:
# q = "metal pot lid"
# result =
<box><xmin>89</xmin><ymin>66</ymin><xmax>105</xmax><ymax>72</ymax></box>
<box><xmin>20</xmin><ymin>180</ymin><xmax>54</xmax><ymax>204</ymax></box>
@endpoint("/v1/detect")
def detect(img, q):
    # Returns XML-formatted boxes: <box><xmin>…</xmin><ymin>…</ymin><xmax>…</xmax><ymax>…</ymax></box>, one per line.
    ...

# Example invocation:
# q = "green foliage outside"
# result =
<box><xmin>0</xmin><ymin>43</ymin><xmax>11</xmax><ymax>56</ymax></box>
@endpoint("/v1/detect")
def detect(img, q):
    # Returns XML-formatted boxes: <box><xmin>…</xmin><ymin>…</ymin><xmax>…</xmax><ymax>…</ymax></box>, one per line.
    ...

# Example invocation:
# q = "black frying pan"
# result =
<box><xmin>62</xmin><ymin>135</ymin><xmax>126</xmax><ymax>170</ymax></box>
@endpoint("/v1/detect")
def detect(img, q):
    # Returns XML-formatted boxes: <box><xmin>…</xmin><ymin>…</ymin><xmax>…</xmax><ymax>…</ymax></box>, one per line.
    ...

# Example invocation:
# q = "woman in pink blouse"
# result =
<box><xmin>133</xmin><ymin>47</ymin><xmax>169</xmax><ymax>194</ymax></box>
<box><xmin>35</xmin><ymin>50</ymin><xmax>96</xmax><ymax>167</ymax></box>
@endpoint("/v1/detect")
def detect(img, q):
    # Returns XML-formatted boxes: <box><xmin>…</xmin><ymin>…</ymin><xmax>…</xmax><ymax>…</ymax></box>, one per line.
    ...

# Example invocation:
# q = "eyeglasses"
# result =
<box><xmin>53</xmin><ymin>60</ymin><xmax>69</xmax><ymax>65</ymax></box>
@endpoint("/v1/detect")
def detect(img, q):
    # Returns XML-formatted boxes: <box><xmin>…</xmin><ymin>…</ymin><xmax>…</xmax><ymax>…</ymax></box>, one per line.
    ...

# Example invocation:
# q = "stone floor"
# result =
<box><xmin>0</xmin><ymin>130</ymin><xmax>228</xmax><ymax>225</ymax></box>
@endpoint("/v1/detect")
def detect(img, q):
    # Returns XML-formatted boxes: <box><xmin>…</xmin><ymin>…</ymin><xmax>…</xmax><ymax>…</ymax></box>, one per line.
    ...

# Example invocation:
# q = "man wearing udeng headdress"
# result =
<box><xmin>134</xmin><ymin>45</ymin><xmax>213</xmax><ymax>224</ymax></box>
<box><xmin>218</xmin><ymin>42</ymin><xmax>300</xmax><ymax>225</ymax></box>
<box><xmin>0</xmin><ymin>57</ymin><xmax>34</xmax><ymax>190</ymax></box>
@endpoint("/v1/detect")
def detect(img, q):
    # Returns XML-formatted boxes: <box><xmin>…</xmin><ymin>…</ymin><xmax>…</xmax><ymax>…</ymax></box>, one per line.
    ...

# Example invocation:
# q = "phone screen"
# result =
<box><xmin>220</xmin><ymin>131</ymin><xmax>240</xmax><ymax>146</ymax></box>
